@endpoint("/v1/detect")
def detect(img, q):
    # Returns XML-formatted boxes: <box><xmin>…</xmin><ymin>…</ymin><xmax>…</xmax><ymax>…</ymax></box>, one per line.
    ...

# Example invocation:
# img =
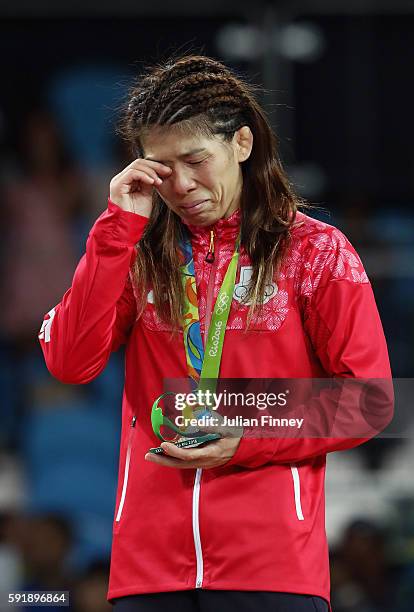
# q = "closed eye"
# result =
<box><xmin>187</xmin><ymin>158</ymin><xmax>207</xmax><ymax>165</ymax></box>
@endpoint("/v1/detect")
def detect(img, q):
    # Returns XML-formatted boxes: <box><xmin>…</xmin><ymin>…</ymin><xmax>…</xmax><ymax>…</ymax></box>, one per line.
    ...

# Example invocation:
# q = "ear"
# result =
<box><xmin>234</xmin><ymin>126</ymin><xmax>253</xmax><ymax>163</ymax></box>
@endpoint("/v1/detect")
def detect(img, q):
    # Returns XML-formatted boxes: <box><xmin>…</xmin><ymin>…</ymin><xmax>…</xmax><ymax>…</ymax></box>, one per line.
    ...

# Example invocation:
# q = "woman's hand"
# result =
<box><xmin>109</xmin><ymin>158</ymin><xmax>172</xmax><ymax>217</ymax></box>
<box><xmin>144</xmin><ymin>436</ymin><xmax>241</xmax><ymax>469</ymax></box>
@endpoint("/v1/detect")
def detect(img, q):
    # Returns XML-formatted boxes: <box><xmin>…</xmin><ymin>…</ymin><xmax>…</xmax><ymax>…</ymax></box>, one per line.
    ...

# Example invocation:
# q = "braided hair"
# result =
<box><xmin>119</xmin><ymin>55</ymin><xmax>303</xmax><ymax>328</ymax></box>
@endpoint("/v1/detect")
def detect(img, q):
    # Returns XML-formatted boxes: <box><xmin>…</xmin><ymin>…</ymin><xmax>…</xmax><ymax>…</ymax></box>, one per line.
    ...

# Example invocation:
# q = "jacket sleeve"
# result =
<box><xmin>226</xmin><ymin>227</ymin><xmax>393</xmax><ymax>469</ymax></box>
<box><xmin>38</xmin><ymin>200</ymin><xmax>148</xmax><ymax>384</ymax></box>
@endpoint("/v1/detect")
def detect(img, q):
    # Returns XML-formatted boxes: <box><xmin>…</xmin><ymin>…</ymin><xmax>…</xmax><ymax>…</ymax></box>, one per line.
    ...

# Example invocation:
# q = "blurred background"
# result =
<box><xmin>0</xmin><ymin>1</ymin><xmax>413</xmax><ymax>610</ymax></box>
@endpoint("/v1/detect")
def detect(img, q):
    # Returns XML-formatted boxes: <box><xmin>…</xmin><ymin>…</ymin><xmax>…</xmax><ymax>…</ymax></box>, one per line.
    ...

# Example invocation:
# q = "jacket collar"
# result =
<box><xmin>185</xmin><ymin>207</ymin><xmax>241</xmax><ymax>246</ymax></box>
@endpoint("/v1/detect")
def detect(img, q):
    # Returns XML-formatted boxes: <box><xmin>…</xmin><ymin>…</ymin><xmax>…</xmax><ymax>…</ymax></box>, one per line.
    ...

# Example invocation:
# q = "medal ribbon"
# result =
<box><xmin>151</xmin><ymin>229</ymin><xmax>240</xmax><ymax>442</ymax></box>
<box><xmin>181</xmin><ymin>230</ymin><xmax>240</xmax><ymax>391</ymax></box>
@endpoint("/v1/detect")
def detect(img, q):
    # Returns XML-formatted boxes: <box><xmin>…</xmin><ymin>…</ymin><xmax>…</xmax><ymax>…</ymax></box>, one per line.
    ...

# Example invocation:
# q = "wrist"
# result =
<box><xmin>108</xmin><ymin>195</ymin><xmax>151</xmax><ymax>218</ymax></box>
<box><xmin>100</xmin><ymin>198</ymin><xmax>149</xmax><ymax>245</ymax></box>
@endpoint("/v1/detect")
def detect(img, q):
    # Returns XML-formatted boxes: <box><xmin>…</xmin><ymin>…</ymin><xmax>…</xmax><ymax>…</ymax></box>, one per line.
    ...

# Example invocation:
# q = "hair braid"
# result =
<box><xmin>163</xmin><ymin>56</ymin><xmax>224</xmax><ymax>80</ymax></box>
<box><xmin>148</xmin><ymin>73</ymin><xmax>246</xmax><ymax>125</ymax></box>
<box><xmin>124</xmin><ymin>57</ymin><xmax>251</xmax><ymax>133</ymax></box>
<box><xmin>156</xmin><ymin>84</ymin><xmax>248</xmax><ymax>126</ymax></box>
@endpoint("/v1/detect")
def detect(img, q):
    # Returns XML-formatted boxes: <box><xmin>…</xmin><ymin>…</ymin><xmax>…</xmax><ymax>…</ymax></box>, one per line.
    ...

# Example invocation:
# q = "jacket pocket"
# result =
<box><xmin>114</xmin><ymin>416</ymin><xmax>137</xmax><ymax>529</ymax></box>
<box><xmin>290</xmin><ymin>465</ymin><xmax>304</xmax><ymax>521</ymax></box>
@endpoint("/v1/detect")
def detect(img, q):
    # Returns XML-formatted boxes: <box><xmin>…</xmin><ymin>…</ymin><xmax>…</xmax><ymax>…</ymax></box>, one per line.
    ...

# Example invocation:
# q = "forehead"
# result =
<box><xmin>142</xmin><ymin>126</ymin><xmax>222</xmax><ymax>161</ymax></box>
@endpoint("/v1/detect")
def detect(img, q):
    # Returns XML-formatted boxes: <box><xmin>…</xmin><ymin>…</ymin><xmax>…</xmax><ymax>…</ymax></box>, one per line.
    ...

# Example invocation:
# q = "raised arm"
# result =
<box><xmin>39</xmin><ymin>158</ymin><xmax>172</xmax><ymax>384</ymax></box>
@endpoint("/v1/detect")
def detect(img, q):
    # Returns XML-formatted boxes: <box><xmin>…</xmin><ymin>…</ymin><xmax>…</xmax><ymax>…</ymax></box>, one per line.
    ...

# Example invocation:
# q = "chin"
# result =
<box><xmin>184</xmin><ymin>217</ymin><xmax>213</xmax><ymax>228</ymax></box>
<box><xmin>180</xmin><ymin>209</ymin><xmax>221</xmax><ymax>227</ymax></box>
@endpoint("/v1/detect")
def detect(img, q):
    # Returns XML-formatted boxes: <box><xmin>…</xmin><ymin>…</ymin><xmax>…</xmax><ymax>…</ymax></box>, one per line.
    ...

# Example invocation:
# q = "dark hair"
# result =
<box><xmin>119</xmin><ymin>54</ymin><xmax>304</xmax><ymax>327</ymax></box>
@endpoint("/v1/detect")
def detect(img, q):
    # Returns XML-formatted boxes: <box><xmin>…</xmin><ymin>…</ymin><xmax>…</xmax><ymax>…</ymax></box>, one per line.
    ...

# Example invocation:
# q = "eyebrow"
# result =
<box><xmin>145</xmin><ymin>148</ymin><xmax>207</xmax><ymax>163</ymax></box>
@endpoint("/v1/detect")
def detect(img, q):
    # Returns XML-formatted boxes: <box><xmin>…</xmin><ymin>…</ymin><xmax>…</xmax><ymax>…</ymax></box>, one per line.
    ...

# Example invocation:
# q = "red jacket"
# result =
<box><xmin>39</xmin><ymin>200</ymin><xmax>392</xmax><ymax>605</ymax></box>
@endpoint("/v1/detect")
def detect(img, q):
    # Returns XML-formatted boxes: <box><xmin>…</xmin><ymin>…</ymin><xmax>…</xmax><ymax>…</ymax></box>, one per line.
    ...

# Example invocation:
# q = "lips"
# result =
<box><xmin>180</xmin><ymin>199</ymin><xmax>208</xmax><ymax>209</ymax></box>
<box><xmin>179</xmin><ymin>199</ymin><xmax>209</xmax><ymax>215</ymax></box>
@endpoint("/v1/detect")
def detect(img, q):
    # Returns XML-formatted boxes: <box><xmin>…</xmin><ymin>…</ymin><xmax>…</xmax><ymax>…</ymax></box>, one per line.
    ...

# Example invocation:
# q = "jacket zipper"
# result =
<box><xmin>191</xmin><ymin>230</ymin><xmax>219</xmax><ymax>589</ymax></box>
<box><xmin>290</xmin><ymin>465</ymin><xmax>304</xmax><ymax>521</ymax></box>
<box><xmin>192</xmin><ymin>468</ymin><xmax>204</xmax><ymax>588</ymax></box>
<box><xmin>205</xmin><ymin>230</ymin><xmax>219</xmax><ymax>333</ymax></box>
<box><xmin>205</xmin><ymin>229</ymin><xmax>215</xmax><ymax>263</ymax></box>
<box><xmin>115</xmin><ymin>416</ymin><xmax>137</xmax><ymax>523</ymax></box>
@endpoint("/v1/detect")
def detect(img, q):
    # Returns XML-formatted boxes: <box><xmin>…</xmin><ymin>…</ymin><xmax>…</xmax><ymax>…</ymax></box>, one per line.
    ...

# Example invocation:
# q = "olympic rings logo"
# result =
<box><xmin>215</xmin><ymin>292</ymin><xmax>230</xmax><ymax>315</ymax></box>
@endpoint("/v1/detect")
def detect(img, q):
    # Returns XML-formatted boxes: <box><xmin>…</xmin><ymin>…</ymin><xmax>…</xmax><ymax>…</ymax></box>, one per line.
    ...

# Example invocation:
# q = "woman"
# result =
<box><xmin>39</xmin><ymin>55</ymin><xmax>392</xmax><ymax>611</ymax></box>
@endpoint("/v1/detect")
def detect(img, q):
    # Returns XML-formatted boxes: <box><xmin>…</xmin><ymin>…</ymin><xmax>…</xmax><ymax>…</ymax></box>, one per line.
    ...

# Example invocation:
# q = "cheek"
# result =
<box><xmin>199</xmin><ymin>168</ymin><xmax>220</xmax><ymax>195</ymax></box>
<box><xmin>156</xmin><ymin>184</ymin><xmax>174</xmax><ymax>207</ymax></box>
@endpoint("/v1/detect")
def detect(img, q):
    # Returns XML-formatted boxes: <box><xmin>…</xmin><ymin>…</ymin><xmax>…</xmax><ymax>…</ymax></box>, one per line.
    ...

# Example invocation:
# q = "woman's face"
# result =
<box><xmin>142</xmin><ymin>125</ymin><xmax>253</xmax><ymax>227</ymax></box>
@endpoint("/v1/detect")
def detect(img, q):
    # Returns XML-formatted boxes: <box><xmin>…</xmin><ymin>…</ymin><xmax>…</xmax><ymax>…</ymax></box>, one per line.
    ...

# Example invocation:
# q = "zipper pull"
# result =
<box><xmin>131</xmin><ymin>416</ymin><xmax>137</xmax><ymax>427</ymax></box>
<box><xmin>205</xmin><ymin>230</ymin><xmax>215</xmax><ymax>263</ymax></box>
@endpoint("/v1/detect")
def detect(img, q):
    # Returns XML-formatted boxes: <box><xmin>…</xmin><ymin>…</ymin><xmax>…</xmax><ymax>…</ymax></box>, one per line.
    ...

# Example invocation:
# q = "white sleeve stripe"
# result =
<box><xmin>38</xmin><ymin>307</ymin><xmax>56</xmax><ymax>343</ymax></box>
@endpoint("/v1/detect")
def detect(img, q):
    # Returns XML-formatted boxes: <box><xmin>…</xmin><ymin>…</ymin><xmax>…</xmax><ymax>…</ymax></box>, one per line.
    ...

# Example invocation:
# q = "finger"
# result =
<box><xmin>161</xmin><ymin>441</ymin><xmax>219</xmax><ymax>461</ymax></box>
<box><xmin>115</xmin><ymin>165</ymin><xmax>160</xmax><ymax>189</ymax></box>
<box><xmin>118</xmin><ymin>168</ymin><xmax>158</xmax><ymax>191</ymax></box>
<box><xmin>126</xmin><ymin>164</ymin><xmax>164</xmax><ymax>185</ymax></box>
<box><xmin>131</xmin><ymin>159</ymin><xmax>173</xmax><ymax>176</ymax></box>
<box><xmin>161</xmin><ymin>442</ymin><xmax>198</xmax><ymax>460</ymax></box>
<box><xmin>144</xmin><ymin>453</ymin><xmax>202</xmax><ymax>469</ymax></box>
<box><xmin>126</xmin><ymin>167</ymin><xmax>159</xmax><ymax>182</ymax></box>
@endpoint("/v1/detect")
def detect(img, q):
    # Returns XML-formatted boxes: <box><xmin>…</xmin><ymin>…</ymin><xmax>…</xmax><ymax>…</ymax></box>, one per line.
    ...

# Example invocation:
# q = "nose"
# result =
<box><xmin>170</xmin><ymin>167</ymin><xmax>197</xmax><ymax>195</ymax></box>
